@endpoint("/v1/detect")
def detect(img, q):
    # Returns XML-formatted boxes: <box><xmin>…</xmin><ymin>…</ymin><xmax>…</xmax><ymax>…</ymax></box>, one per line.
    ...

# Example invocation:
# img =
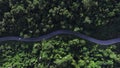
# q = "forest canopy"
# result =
<box><xmin>0</xmin><ymin>0</ymin><xmax>120</xmax><ymax>68</ymax></box>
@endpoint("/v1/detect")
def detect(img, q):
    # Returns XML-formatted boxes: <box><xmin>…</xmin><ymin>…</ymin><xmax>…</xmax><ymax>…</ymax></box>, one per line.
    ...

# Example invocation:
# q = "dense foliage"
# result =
<box><xmin>0</xmin><ymin>0</ymin><xmax>120</xmax><ymax>38</ymax></box>
<box><xmin>0</xmin><ymin>0</ymin><xmax>120</xmax><ymax>68</ymax></box>
<box><xmin>1</xmin><ymin>39</ymin><xmax>120</xmax><ymax>68</ymax></box>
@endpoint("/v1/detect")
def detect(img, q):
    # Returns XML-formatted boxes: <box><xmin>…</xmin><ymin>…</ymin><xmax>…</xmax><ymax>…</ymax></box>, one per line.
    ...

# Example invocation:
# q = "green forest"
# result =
<box><xmin>0</xmin><ymin>0</ymin><xmax>120</xmax><ymax>68</ymax></box>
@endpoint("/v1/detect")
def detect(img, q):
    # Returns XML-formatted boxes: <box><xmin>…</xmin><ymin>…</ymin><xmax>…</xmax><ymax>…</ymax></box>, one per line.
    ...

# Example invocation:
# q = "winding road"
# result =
<box><xmin>0</xmin><ymin>30</ymin><xmax>120</xmax><ymax>45</ymax></box>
